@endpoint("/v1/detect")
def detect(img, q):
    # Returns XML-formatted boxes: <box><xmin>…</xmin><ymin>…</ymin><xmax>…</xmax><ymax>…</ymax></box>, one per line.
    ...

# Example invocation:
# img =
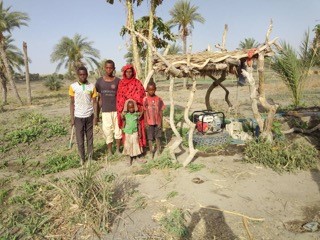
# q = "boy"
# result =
<box><xmin>95</xmin><ymin>60</ymin><xmax>122</xmax><ymax>156</ymax></box>
<box><xmin>143</xmin><ymin>82</ymin><xmax>165</xmax><ymax>158</ymax></box>
<box><xmin>69</xmin><ymin>66</ymin><xmax>98</xmax><ymax>165</ymax></box>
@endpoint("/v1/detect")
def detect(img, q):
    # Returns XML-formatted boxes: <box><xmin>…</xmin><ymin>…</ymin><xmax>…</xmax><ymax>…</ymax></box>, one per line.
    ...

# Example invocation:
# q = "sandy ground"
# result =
<box><xmin>1</xmin><ymin>77</ymin><xmax>320</xmax><ymax>239</ymax></box>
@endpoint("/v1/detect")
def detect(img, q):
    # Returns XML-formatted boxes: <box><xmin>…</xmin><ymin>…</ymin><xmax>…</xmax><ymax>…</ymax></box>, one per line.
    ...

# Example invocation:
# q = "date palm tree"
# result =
<box><xmin>0</xmin><ymin>2</ymin><xmax>29</xmax><ymax>105</ymax></box>
<box><xmin>50</xmin><ymin>34</ymin><xmax>100</xmax><ymax>77</ymax></box>
<box><xmin>238</xmin><ymin>37</ymin><xmax>260</xmax><ymax>49</ymax></box>
<box><xmin>168</xmin><ymin>0</ymin><xmax>205</xmax><ymax>54</ymax></box>
<box><xmin>106</xmin><ymin>0</ymin><xmax>143</xmax><ymax>79</ymax></box>
<box><xmin>271</xmin><ymin>31</ymin><xmax>317</xmax><ymax>107</ymax></box>
<box><xmin>0</xmin><ymin>35</ymin><xmax>24</xmax><ymax>106</ymax></box>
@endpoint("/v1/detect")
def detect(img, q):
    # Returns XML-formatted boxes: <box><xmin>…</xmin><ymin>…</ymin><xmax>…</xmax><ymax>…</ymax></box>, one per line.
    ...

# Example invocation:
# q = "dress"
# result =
<box><xmin>116</xmin><ymin>64</ymin><xmax>146</xmax><ymax>147</ymax></box>
<box><xmin>122</xmin><ymin>112</ymin><xmax>142</xmax><ymax>157</ymax></box>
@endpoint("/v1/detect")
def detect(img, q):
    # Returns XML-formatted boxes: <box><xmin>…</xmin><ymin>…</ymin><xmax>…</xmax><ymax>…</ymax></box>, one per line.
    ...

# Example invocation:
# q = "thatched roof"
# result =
<box><xmin>152</xmin><ymin>40</ymin><xmax>278</xmax><ymax>78</ymax></box>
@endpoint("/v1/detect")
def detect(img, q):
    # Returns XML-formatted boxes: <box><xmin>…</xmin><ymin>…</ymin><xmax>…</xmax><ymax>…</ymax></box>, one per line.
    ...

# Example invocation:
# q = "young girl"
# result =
<box><xmin>121</xmin><ymin>99</ymin><xmax>146</xmax><ymax>165</ymax></box>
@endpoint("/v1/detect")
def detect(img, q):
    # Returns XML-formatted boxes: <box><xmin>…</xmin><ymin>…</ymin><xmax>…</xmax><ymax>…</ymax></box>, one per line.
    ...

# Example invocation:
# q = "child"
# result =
<box><xmin>69</xmin><ymin>66</ymin><xmax>98</xmax><ymax>165</ymax></box>
<box><xmin>143</xmin><ymin>82</ymin><xmax>165</xmax><ymax>159</ymax></box>
<box><xmin>122</xmin><ymin>99</ymin><xmax>147</xmax><ymax>166</ymax></box>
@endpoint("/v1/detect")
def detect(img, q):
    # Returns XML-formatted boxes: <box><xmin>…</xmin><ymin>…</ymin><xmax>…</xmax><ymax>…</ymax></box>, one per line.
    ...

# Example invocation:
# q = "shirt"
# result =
<box><xmin>143</xmin><ymin>95</ymin><xmax>165</xmax><ymax>126</ymax></box>
<box><xmin>69</xmin><ymin>81</ymin><xmax>97</xmax><ymax>118</ymax></box>
<box><xmin>95</xmin><ymin>77</ymin><xmax>120</xmax><ymax>112</ymax></box>
<box><xmin>123</xmin><ymin>112</ymin><xmax>139</xmax><ymax>134</ymax></box>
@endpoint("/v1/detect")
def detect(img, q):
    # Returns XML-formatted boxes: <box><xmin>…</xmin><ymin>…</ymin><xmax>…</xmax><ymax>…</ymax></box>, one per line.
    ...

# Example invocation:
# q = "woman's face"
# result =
<box><xmin>125</xmin><ymin>68</ymin><xmax>133</xmax><ymax>79</ymax></box>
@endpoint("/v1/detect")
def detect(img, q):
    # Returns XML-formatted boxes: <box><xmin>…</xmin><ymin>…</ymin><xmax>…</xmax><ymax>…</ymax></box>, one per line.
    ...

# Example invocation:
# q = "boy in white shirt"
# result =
<box><xmin>69</xmin><ymin>66</ymin><xmax>98</xmax><ymax>165</ymax></box>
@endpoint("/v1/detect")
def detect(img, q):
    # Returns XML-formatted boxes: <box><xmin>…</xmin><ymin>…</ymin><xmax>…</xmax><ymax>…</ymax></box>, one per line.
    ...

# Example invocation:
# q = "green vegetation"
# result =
<box><xmin>160</xmin><ymin>208</ymin><xmax>188</xmax><ymax>238</ymax></box>
<box><xmin>166</xmin><ymin>191</ymin><xmax>178</xmax><ymax>199</ymax></box>
<box><xmin>186</xmin><ymin>163</ymin><xmax>205</xmax><ymax>172</ymax></box>
<box><xmin>271</xmin><ymin>30</ymin><xmax>317</xmax><ymax>107</ymax></box>
<box><xmin>44</xmin><ymin>74</ymin><xmax>63</xmax><ymax>91</ymax></box>
<box><xmin>50</xmin><ymin>33</ymin><xmax>100</xmax><ymax>76</ymax></box>
<box><xmin>0</xmin><ymin>112</ymin><xmax>67</xmax><ymax>153</ymax></box>
<box><xmin>133</xmin><ymin>150</ymin><xmax>182</xmax><ymax>175</ymax></box>
<box><xmin>244</xmin><ymin>138</ymin><xmax>318</xmax><ymax>172</ymax></box>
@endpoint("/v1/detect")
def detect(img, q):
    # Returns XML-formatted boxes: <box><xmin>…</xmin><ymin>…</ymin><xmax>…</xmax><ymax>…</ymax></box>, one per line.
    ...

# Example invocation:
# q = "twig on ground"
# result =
<box><xmin>198</xmin><ymin>203</ymin><xmax>265</xmax><ymax>222</ymax></box>
<box><xmin>242</xmin><ymin>216</ymin><xmax>254</xmax><ymax>240</ymax></box>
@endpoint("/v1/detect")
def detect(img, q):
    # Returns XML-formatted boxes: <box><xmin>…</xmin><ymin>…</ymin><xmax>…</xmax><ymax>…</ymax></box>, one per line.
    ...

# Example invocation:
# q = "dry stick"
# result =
<box><xmin>68</xmin><ymin>125</ymin><xmax>75</xmax><ymax>149</ymax></box>
<box><xmin>282</xmin><ymin>123</ymin><xmax>320</xmax><ymax>134</ymax></box>
<box><xmin>126</xmin><ymin>27</ymin><xmax>182</xmax><ymax>78</ymax></box>
<box><xmin>205</xmin><ymin>72</ymin><xmax>227</xmax><ymax>110</ymax></box>
<box><xmin>183</xmin><ymin>78</ymin><xmax>199</xmax><ymax>167</ymax></box>
<box><xmin>242</xmin><ymin>216</ymin><xmax>254</xmax><ymax>240</ymax></box>
<box><xmin>143</xmin><ymin>45</ymin><xmax>171</xmax><ymax>88</ymax></box>
<box><xmin>168</xmin><ymin>77</ymin><xmax>182</xmax><ymax>162</ymax></box>
<box><xmin>198</xmin><ymin>203</ymin><xmax>265</xmax><ymax>222</ymax></box>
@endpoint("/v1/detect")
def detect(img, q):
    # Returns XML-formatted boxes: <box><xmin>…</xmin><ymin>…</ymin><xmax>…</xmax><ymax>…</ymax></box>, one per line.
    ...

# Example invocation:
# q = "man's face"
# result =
<box><xmin>125</xmin><ymin>68</ymin><xmax>133</xmax><ymax>79</ymax></box>
<box><xmin>105</xmin><ymin>63</ymin><xmax>115</xmax><ymax>76</ymax></box>
<box><xmin>78</xmin><ymin>70</ymin><xmax>87</xmax><ymax>83</ymax></box>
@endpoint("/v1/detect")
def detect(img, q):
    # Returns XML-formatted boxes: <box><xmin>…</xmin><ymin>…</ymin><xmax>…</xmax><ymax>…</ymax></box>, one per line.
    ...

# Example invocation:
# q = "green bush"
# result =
<box><xmin>44</xmin><ymin>75</ymin><xmax>63</xmax><ymax>91</ymax></box>
<box><xmin>244</xmin><ymin>138</ymin><xmax>318</xmax><ymax>172</ymax></box>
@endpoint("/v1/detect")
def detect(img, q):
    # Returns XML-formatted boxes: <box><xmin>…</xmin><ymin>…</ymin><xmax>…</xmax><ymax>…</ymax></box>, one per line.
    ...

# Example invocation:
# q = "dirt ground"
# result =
<box><xmin>1</xmin><ymin>75</ymin><xmax>320</xmax><ymax>239</ymax></box>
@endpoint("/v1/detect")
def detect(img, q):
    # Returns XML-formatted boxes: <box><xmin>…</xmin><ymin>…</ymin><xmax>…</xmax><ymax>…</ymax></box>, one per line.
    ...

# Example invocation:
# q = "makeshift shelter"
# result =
<box><xmin>130</xmin><ymin>22</ymin><xmax>281</xmax><ymax>166</ymax></box>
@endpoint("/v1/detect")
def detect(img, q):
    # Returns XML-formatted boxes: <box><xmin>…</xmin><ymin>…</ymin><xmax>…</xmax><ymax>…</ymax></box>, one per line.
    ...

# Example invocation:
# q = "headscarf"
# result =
<box><xmin>122</xmin><ymin>99</ymin><xmax>138</xmax><ymax>113</ymax></box>
<box><xmin>116</xmin><ymin>64</ymin><xmax>146</xmax><ymax>146</ymax></box>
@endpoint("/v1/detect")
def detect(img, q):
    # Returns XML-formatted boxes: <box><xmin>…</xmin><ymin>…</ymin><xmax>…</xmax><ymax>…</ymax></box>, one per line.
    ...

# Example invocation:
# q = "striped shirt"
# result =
<box><xmin>69</xmin><ymin>81</ymin><xmax>97</xmax><ymax>118</ymax></box>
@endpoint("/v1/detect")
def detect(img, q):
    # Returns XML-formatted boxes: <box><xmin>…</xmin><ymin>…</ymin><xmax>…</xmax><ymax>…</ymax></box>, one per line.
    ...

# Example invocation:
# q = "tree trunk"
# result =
<box><xmin>168</xmin><ymin>77</ymin><xmax>182</xmax><ymax>161</ymax></box>
<box><xmin>126</xmin><ymin>0</ymin><xmax>142</xmax><ymax>80</ymax></box>
<box><xmin>183</xmin><ymin>78</ymin><xmax>199</xmax><ymax>167</ymax></box>
<box><xmin>23</xmin><ymin>42</ymin><xmax>32</xmax><ymax>105</ymax></box>
<box><xmin>0</xmin><ymin>41</ymin><xmax>23</xmax><ymax>105</ymax></box>
<box><xmin>257</xmin><ymin>52</ymin><xmax>278</xmax><ymax>141</ymax></box>
<box><xmin>146</xmin><ymin>0</ymin><xmax>155</xmax><ymax>79</ymax></box>
<box><xmin>0</xmin><ymin>74</ymin><xmax>7</xmax><ymax>106</ymax></box>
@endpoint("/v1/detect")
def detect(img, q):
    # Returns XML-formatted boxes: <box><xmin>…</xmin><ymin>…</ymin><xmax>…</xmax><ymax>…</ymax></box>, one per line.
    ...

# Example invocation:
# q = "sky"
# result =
<box><xmin>4</xmin><ymin>0</ymin><xmax>320</xmax><ymax>75</ymax></box>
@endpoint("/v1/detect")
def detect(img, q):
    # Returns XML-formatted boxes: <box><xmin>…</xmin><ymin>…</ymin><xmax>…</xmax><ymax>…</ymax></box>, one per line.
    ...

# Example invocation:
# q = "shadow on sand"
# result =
<box><xmin>187</xmin><ymin>205</ymin><xmax>237</xmax><ymax>240</ymax></box>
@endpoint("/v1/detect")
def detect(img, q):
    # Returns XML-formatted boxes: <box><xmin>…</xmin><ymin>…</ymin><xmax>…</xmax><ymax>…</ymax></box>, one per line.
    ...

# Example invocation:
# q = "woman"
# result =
<box><xmin>116</xmin><ymin>64</ymin><xmax>146</xmax><ymax>147</ymax></box>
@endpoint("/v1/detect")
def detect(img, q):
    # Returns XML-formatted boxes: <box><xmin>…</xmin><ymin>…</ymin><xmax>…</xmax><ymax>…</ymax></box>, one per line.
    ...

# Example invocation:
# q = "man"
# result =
<box><xmin>69</xmin><ymin>66</ymin><xmax>98</xmax><ymax>165</ymax></box>
<box><xmin>96</xmin><ymin>60</ymin><xmax>122</xmax><ymax>156</ymax></box>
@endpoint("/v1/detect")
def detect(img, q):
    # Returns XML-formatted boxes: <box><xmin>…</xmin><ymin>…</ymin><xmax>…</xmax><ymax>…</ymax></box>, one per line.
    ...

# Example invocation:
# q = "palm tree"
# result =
<box><xmin>121</xmin><ymin>15</ymin><xmax>174</xmax><ymax>74</ymax></box>
<box><xmin>166</xmin><ymin>43</ymin><xmax>182</xmax><ymax>55</ymax></box>
<box><xmin>106</xmin><ymin>0</ymin><xmax>143</xmax><ymax>79</ymax></box>
<box><xmin>238</xmin><ymin>37</ymin><xmax>260</xmax><ymax>49</ymax></box>
<box><xmin>50</xmin><ymin>34</ymin><xmax>100</xmax><ymax>77</ymax></box>
<box><xmin>0</xmin><ymin>35</ymin><xmax>24</xmax><ymax>105</ymax></box>
<box><xmin>312</xmin><ymin>24</ymin><xmax>320</xmax><ymax>66</ymax></box>
<box><xmin>271</xmin><ymin>31</ymin><xmax>317</xmax><ymax>107</ymax></box>
<box><xmin>0</xmin><ymin>2</ymin><xmax>29</xmax><ymax>105</ymax></box>
<box><xmin>146</xmin><ymin>0</ymin><xmax>163</xmax><ymax>75</ymax></box>
<box><xmin>168</xmin><ymin>0</ymin><xmax>205</xmax><ymax>54</ymax></box>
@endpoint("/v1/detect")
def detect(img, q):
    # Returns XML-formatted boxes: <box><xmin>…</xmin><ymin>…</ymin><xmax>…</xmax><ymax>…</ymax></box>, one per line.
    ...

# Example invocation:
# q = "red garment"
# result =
<box><xmin>116</xmin><ymin>64</ymin><xmax>146</xmax><ymax>147</ymax></box>
<box><xmin>143</xmin><ymin>95</ymin><xmax>165</xmax><ymax>126</ymax></box>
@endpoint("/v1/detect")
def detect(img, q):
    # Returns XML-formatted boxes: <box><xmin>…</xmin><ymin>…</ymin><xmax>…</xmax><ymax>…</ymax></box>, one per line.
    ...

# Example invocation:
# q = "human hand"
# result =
<box><xmin>71</xmin><ymin>118</ymin><xmax>75</xmax><ymax>126</ymax></box>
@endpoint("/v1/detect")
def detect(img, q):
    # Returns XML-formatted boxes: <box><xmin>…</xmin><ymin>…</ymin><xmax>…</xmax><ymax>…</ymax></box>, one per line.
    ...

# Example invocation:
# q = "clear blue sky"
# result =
<box><xmin>5</xmin><ymin>0</ymin><xmax>320</xmax><ymax>75</ymax></box>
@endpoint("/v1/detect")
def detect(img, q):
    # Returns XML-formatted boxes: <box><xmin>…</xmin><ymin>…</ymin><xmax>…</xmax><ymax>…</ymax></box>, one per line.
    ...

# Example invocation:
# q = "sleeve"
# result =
<box><xmin>68</xmin><ymin>85</ymin><xmax>74</xmax><ymax>97</ymax></box>
<box><xmin>92</xmin><ymin>87</ymin><xmax>97</xmax><ymax>98</ymax></box>
<box><xmin>142</xmin><ymin>97</ymin><xmax>147</xmax><ymax>110</ymax></box>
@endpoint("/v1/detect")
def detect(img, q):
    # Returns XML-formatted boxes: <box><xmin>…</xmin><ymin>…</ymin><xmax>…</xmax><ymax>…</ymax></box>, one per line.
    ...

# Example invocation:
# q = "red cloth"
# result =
<box><xmin>246</xmin><ymin>48</ymin><xmax>257</xmax><ymax>67</ymax></box>
<box><xmin>116</xmin><ymin>64</ymin><xmax>146</xmax><ymax>147</ymax></box>
<box><xmin>143</xmin><ymin>95</ymin><xmax>165</xmax><ymax>126</ymax></box>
